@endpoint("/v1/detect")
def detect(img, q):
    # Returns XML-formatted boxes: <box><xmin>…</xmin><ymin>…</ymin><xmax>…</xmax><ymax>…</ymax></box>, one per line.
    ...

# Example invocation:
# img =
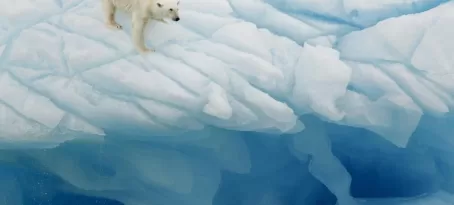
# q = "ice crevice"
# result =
<box><xmin>0</xmin><ymin>0</ymin><xmax>454</xmax><ymax>205</ymax></box>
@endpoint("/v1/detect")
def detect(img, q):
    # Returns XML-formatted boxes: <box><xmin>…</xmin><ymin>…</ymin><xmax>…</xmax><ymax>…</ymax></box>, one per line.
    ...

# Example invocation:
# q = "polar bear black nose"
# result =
<box><xmin>174</xmin><ymin>17</ymin><xmax>180</xmax><ymax>21</ymax></box>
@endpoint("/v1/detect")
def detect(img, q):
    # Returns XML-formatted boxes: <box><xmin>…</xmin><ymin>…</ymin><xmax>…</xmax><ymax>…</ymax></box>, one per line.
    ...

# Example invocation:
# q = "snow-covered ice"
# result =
<box><xmin>0</xmin><ymin>0</ymin><xmax>454</xmax><ymax>204</ymax></box>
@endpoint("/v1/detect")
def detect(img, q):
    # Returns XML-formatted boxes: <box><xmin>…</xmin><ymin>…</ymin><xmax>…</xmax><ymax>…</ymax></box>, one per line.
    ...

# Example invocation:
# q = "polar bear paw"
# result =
<box><xmin>106</xmin><ymin>22</ymin><xmax>122</xmax><ymax>30</ymax></box>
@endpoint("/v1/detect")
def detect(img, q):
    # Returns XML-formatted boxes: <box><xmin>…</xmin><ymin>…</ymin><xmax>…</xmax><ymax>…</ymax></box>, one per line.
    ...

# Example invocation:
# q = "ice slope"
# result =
<box><xmin>1</xmin><ymin>0</ymin><xmax>454</xmax><ymax>204</ymax></box>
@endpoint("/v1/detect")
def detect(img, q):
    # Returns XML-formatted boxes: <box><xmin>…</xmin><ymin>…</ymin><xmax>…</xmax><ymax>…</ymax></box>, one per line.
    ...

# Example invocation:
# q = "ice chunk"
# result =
<box><xmin>0</xmin><ymin>72</ymin><xmax>64</xmax><ymax>128</ymax></box>
<box><xmin>203</xmin><ymin>83</ymin><xmax>232</xmax><ymax>120</ymax></box>
<box><xmin>290</xmin><ymin>43</ymin><xmax>351</xmax><ymax>121</ymax></box>
<box><xmin>290</xmin><ymin>116</ymin><xmax>357</xmax><ymax>205</ymax></box>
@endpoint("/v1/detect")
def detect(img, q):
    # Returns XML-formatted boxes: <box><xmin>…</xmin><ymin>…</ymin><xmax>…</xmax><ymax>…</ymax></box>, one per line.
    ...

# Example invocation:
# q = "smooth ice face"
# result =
<box><xmin>0</xmin><ymin>0</ymin><xmax>454</xmax><ymax>205</ymax></box>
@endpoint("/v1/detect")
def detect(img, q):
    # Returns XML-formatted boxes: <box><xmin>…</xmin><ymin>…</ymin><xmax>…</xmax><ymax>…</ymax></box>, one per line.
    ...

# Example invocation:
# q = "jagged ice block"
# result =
<box><xmin>0</xmin><ymin>0</ymin><xmax>453</xmax><ymax>205</ymax></box>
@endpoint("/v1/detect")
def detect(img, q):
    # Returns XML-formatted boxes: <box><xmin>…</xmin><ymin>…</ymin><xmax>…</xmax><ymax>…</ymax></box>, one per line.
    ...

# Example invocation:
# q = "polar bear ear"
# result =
<box><xmin>177</xmin><ymin>1</ymin><xmax>180</xmax><ymax>5</ymax></box>
<box><xmin>157</xmin><ymin>2</ymin><xmax>163</xmax><ymax>7</ymax></box>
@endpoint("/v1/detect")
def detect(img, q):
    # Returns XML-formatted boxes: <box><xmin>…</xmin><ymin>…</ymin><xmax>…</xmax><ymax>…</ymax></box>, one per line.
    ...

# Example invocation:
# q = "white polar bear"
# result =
<box><xmin>102</xmin><ymin>0</ymin><xmax>180</xmax><ymax>53</ymax></box>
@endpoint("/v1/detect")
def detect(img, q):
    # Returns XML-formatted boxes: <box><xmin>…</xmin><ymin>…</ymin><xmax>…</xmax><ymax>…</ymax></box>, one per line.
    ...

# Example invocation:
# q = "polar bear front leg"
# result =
<box><xmin>157</xmin><ymin>19</ymin><xmax>168</xmax><ymax>24</ymax></box>
<box><xmin>132</xmin><ymin>13</ymin><xmax>154</xmax><ymax>53</ymax></box>
<box><xmin>102</xmin><ymin>0</ymin><xmax>122</xmax><ymax>29</ymax></box>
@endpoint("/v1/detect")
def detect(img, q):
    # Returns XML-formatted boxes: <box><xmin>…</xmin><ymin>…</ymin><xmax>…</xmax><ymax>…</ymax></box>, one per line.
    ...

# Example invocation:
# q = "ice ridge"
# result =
<box><xmin>0</xmin><ymin>0</ymin><xmax>454</xmax><ymax>205</ymax></box>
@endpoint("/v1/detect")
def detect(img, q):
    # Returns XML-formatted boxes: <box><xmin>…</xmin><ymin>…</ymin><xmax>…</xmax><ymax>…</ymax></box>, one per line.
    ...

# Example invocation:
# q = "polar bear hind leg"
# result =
<box><xmin>102</xmin><ymin>0</ymin><xmax>123</xmax><ymax>29</ymax></box>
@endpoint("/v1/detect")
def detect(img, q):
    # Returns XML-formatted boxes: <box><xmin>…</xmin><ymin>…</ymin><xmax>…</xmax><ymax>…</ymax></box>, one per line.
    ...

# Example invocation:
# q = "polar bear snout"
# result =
<box><xmin>170</xmin><ymin>10</ymin><xmax>180</xmax><ymax>21</ymax></box>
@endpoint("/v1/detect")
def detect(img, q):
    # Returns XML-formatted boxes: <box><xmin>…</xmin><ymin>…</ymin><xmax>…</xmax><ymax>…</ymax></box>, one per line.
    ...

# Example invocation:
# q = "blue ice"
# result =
<box><xmin>0</xmin><ymin>0</ymin><xmax>454</xmax><ymax>204</ymax></box>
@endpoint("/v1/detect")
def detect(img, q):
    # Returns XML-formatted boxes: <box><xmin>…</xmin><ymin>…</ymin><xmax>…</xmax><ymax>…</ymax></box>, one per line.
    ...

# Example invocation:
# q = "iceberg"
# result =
<box><xmin>0</xmin><ymin>0</ymin><xmax>454</xmax><ymax>204</ymax></box>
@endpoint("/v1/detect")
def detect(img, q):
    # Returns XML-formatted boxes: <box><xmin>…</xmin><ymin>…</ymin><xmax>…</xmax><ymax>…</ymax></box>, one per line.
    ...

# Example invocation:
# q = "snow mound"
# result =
<box><xmin>0</xmin><ymin>0</ymin><xmax>453</xmax><ymax>205</ymax></box>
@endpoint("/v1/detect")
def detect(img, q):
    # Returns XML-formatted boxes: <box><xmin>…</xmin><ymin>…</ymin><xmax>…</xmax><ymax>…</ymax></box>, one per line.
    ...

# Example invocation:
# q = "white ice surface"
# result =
<box><xmin>0</xmin><ymin>0</ymin><xmax>454</xmax><ymax>205</ymax></box>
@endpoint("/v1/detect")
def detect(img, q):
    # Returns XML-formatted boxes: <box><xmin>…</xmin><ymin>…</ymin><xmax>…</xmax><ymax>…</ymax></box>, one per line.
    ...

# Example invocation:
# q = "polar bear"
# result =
<box><xmin>102</xmin><ymin>0</ymin><xmax>180</xmax><ymax>53</ymax></box>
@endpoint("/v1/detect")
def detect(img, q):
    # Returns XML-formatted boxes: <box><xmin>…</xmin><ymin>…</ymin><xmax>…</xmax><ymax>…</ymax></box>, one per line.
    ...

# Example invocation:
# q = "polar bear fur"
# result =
<box><xmin>102</xmin><ymin>0</ymin><xmax>180</xmax><ymax>53</ymax></box>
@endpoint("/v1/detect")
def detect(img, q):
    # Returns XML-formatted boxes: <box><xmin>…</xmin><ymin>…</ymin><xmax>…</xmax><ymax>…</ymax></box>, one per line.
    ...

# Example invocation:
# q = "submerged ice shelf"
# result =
<box><xmin>0</xmin><ymin>0</ymin><xmax>454</xmax><ymax>204</ymax></box>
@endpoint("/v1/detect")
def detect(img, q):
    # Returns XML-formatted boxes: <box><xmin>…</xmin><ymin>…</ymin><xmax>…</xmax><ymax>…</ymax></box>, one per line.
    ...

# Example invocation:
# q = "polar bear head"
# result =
<box><xmin>155</xmin><ymin>0</ymin><xmax>180</xmax><ymax>21</ymax></box>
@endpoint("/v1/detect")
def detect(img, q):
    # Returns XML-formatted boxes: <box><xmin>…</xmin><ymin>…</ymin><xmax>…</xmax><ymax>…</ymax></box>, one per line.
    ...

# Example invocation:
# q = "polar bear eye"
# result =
<box><xmin>169</xmin><ymin>8</ymin><xmax>173</xmax><ymax>11</ymax></box>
